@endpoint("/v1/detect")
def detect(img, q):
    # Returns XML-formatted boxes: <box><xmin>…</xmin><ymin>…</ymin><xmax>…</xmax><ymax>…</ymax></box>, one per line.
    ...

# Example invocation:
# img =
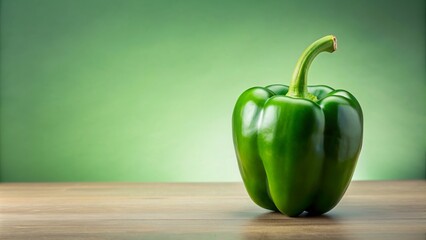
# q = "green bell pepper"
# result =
<box><xmin>232</xmin><ymin>35</ymin><xmax>363</xmax><ymax>217</ymax></box>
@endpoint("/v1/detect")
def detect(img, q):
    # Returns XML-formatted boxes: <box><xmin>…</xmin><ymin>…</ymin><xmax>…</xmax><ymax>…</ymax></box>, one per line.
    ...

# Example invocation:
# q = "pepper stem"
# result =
<box><xmin>286</xmin><ymin>35</ymin><xmax>337</xmax><ymax>101</ymax></box>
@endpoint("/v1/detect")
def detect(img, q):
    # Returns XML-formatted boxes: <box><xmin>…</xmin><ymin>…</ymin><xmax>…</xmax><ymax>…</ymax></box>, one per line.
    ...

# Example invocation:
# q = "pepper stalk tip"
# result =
<box><xmin>332</xmin><ymin>36</ymin><xmax>337</xmax><ymax>51</ymax></box>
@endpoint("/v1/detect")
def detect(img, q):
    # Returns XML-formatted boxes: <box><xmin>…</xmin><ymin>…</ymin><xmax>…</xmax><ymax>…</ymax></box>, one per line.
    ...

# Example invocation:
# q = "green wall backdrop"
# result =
<box><xmin>0</xmin><ymin>0</ymin><xmax>425</xmax><ymax>182</ymax></box>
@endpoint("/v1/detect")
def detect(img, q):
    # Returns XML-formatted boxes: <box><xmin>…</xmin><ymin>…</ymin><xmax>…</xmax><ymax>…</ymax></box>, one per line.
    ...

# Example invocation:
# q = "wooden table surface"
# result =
<box><xmin>0</xmin><ymin>181</ymin><xmax>425</xmax><ymax>239</ymax></box>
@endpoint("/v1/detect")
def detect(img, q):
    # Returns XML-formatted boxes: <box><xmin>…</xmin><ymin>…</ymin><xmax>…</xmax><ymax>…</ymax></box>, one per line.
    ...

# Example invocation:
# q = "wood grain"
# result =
<box><xmin>0</xmin><ymin>181</ymin><xmax>425</xmax><ymax>239</ymax></box>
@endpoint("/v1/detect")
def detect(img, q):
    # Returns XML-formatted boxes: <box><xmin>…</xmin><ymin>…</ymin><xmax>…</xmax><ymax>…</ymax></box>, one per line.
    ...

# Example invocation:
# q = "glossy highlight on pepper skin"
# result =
<box><xmin>232</xmin><ymin>35</ymin><xmax>363</xmax><ymax>217</ymax></box>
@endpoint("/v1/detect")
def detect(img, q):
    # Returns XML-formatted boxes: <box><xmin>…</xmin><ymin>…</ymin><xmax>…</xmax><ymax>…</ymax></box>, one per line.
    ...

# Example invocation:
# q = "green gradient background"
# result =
<box><xmin>0</xmin><ymin>0</ymin><xmax>425</xmax><ymax>182</ymax></box>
